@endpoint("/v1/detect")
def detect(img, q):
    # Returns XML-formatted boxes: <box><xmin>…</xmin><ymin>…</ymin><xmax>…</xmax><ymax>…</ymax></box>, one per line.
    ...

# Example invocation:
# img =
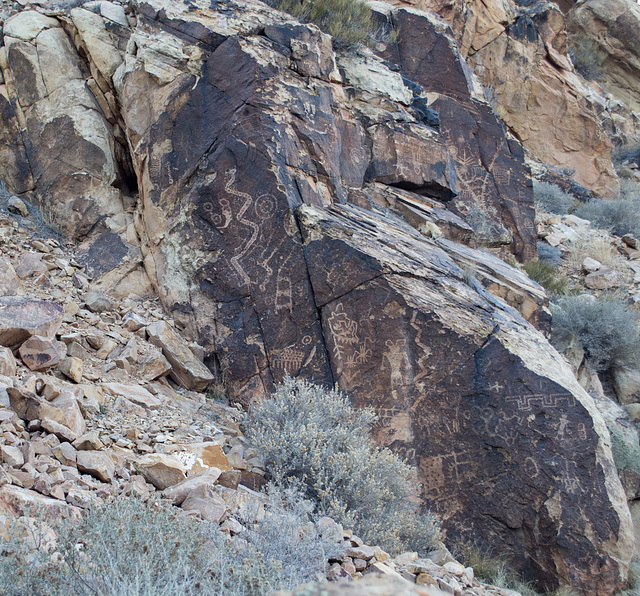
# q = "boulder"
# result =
<box><xmin>0</xmin><ymin>445</ymin><xmax>24</xmax><ymax>468</ymax></box>
<box><xmin>585</xmin><ymin>267</ymin><xmax>621</xmax><ymax>290</ymax></box>
<box><xmin>58</xmin><ymin>357</ymin><xmax>83</xmax><ymax>383</ymax></box>
<box><xmin>73</xmin><ymin>431</ymin><xmax>104</xmax><ymax>451</ymax></box>
<box><xmin>76</xmin><ymin>451</ymin><xmax>115</xmax><ymax>483</ymax></box>
<box><xmin>0</xmin><ymin>485</ymin><xmax>79</xmax><ymax>519</ymax></box>
<box><xmin>0</xmin><ymin>258</ymin><xmax>21</xmax><ymax>296</ymax></box>
<box><xmin>162</xmin><ymin>442</ymin><xmax>232</xmax><ymax>475</ymax></box>
<box><xmin>0</xmin><ymin>297</ymin><xmax>63</xmax><ymax>347</ymax></box>
<box><xmin>134</xmin><ymin>454</ymin><xmax>187</xmax><ymax>490</ymax></box>
<box><xmin>101</xmin><ymin>382</ymin><xmax>162</xmax><ymax>410</ymax></box>
<box><xmin>162</xmin><ymin>467</ymin><xmax>223</xmax><ymax>505</ymax></box>
<box><xmin>613</xmin><ymin>366</ymin><xmax>640</xmax><ymax>405</ymax></box>
<box><xmin>146</xmin><ymin>321</ymin><xmax>214</xmax><ymax>391</ymax></box>
<box><xmin>180</xmin><ymin>493</ymin><xmax>227</xmax><ymax>523</ymax></box>
<box><xmin>82</xmin><ymin>289</ymin><xmax>114</xmax><ymax>313</ymax></box>
<box><xmin>15</xmin><ymin>253</ymin><xmax>47</xmax><ymax>279</ymax></box>
<box><xmin>0</xmin><ymin>347</ymin><xmax>16</xmax><ymax>377</ymax></box>
<box><xmin>18</xmin><ymin>335</ymin><xmax>66</xmax><ymax>371</ymax></box>
<box><xmin>51</xmin><ymin>390</ymin><xmax>86</xmax><ymax>438</ymax></box>
<box><xmin>8</xmin><ymin>387</ymin><xmax>65</xmax><ymax>425</ymax></box>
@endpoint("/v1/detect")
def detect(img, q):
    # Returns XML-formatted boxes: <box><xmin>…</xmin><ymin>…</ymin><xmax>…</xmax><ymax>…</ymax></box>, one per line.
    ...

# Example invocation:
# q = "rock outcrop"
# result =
<box><xmin>567</xmin><ymin>0</ymin><xmax>640</xmax><ymax>115</ymax></box>
<box><xmin>0</xmin><ymin>0</ymin><xmax>634</xmax><ymax>593</ymax></box>
<box><xmin>394</xmin><ymin>0</ymin><xmax>627</xmax><ymax>196</ymax></box>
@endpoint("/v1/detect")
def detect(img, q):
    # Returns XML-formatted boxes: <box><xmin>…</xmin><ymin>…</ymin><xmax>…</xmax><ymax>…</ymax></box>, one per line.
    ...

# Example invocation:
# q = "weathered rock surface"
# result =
<box><xmin>395</xmin><ymin>0</ymin><xmax>622</xmax><ymax>196</ymax></box>
<box><xmin>0</xmin><ymin>0</ymin><xmax>633</xmax><ymax>593</ymax></box>
<box><xmin>18</xmin><ymin>335</ymin><xmax>66</xmax><ymax>371</ymax></box>
<box><xmin>0</xmin><ymin>297</ymin><xmax>63</xmax><ymax>347</ymax></box>
<box><xmin>146</xmin><ymin>321</ymin><xmax>214</xmax><ymax>391</ymax></box>
<box><xmin>567</xmin><ymin>0</ymin><xmax>640</xmax><ymax>114</ymax></box>
<box><xmin>297</xmin><ymin>203</ymin><xmax>632</xmax><ymax>594</ymax></box>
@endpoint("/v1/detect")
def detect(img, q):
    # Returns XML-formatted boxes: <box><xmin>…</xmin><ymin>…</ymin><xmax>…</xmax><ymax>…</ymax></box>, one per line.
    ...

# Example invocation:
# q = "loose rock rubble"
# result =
<box><xmin>0</xmin><ymin>201</ymin><xmax>525</xmax><ymax>596</ymax></box>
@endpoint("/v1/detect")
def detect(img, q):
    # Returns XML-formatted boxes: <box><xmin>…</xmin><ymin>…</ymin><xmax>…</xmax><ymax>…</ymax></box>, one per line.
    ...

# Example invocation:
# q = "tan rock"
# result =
<box><xmin>52</xmin><ymin>442</ymin><xmax>77</xmax><ymax>467</ymax></box>
<box><xmin>3</xmin><ymin>11</ymin><xmax>59</xmax><ymax>41</ymax></box>
<box><xmin>613</xmin><ymin>367</ymin><xmax>640</xmax><ymax>405</ymax></box>
<box><xmin>134</xmin><ymin>453</ymin><xmax>186</xmax><ymax>490</ymax></box>
<box><xmin>50</xmin><ymin>390</ymin><xmax>86</xmax><ymax>438</ymax></box>
<box><xmin>96</xmin><ymin>337</ymin><xmax>117</xmax><ymax>359</ymax></box>
<box><xmin>73</xmin><ymin>431</ymin><xmax>104</xmax><ymax>451</ymax></box>
<box><xmin>8</xmin><ymin>387</ymin><xmax>65</xmax><ymax>425</ymax></box>
<box><xmin>161</xmin><ymin>467</ymin><xmax>222</xmax><ymax>505</ymax></box>
<box><xmin>0</xmin><ymin>347</ymin><xmax>16</xmax><ymax>377</ymax></box>
<box><xmin>18</xmin><ymin>335</ymin><xmax>67</xmax><ymax>371</ymax></box>
<box><xmin>102</xmin><ymin>382</ymin><xmax>162</xmax><ymax>410</ymax></box>
<box><xmin>582</xmin><ymin>257</ymin><xmax>602</xmax><ymax>273</ymax></box>
<box><xmin>76</xmin><ymin>451</ymin><xmax>115</xmax><ymax>483</ymax></box>
<box><xmin>162</xmin><ymin>442</ymin><xmax>232</xmax><ymax>474</ymax></box>
<box><xmin>0</xmin><ymin>485</ymin><xmax>78</xmax><ymax>520</ymax></box>
<box><xmin>0</xmin><ymin>258</ymin><xmax>21</xmax><ymax>296</ymax></box>
<box><xmin>15</xmin><ymin>253</ymin><xmax>48</xmax><ymax>279</ymax></box>
<box><xmin>0</xmin><ymin>444</ymin><xmax>24</xmax><ymax>468</ymax></box>
<box><xmin>58</xmin><ymin>357</ymin><xmax>83</xmax><ymax>383</ymax></box>
<box><xmin>0</xmin><ymin>297</ymin><xmax>63</xmax><ymax>347</ymax></box>
<box><xmin>146</xmin><ymin>321</ymin><xmax>214</xmax><ymax>391</ymax></box>
<box><xmin>41</xmin><ymin>417</ymin><xmax>77</xmax><ymax>443</ymax></box>
<box><xmin>585</xmin><ymin>267</ymin><xmax>621</xmax><ymax>289</ymax></box>
<box><xmin>626</xmin><ymin>403</ymin><xmax>640</xmax><ymax>423</ymax></box>
<box><xmin>567</xmin><ymin>0</ymin><xmax>640</xmax><ymax>113</ymax></box>
<box><xmin>181</xmin><ymin>493</ymin><xmax>226</xmax><ymax>523</ymax></box>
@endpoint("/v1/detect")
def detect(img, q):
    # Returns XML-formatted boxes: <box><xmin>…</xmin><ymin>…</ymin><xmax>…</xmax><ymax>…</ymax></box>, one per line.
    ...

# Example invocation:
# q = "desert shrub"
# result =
<box><xmin>537</xmin><ymin>242</ymin><xmax>562</xmax><ymax>267</ymax></box>
<box><xmin>574</xmin><ymin>197</ymin><xmax>640</xmax><ymax>239</ymax></box>
<box><xmin>551</xmin><ymin>294</ymin><xmax>640</xmax><ymax>374</ymax></box>
<box><xmin>613</xmin><ymin>143</ymin><xmax>640</xmax><ymax>169</ymax></box>
<box><xmin>266</xmin><ymin>0</ymin><xmax>372</xmax><ymax>49</ymax></box>
<box><xmin>533</xmin><ymin>181</ymin><xmax>575</xmax><ymax>215</ymax></box>
<box><xmin>246</xmin><ymin>484</ymin><xmax>341</xmax><ymax>591</ymax></box>
<box><xmin>0</xmin><ymin>496</ymin><xmax>334</xmax><ymax>596</ymax></box>
<box><xmin>568</xmin><ymin>35</ymin><xmax>606</xmax><ymax>80</ymax></box>
<box><xmin>244</xmin><ymin>376</ymin><xmax>441</xmax><ymax>554</ymax></box>
<box><xmin>523</xmin><ymin>260</ymin><xmax>568</xmax><ymax>295</ymax></box>
<box><xmin>616</xmin><ymin>557</ymin><xmax>640</xmax><ymax>596</ymax></box>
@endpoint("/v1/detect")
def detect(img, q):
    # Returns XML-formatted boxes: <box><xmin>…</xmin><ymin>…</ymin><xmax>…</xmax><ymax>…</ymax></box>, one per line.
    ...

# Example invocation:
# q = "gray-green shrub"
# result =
<box><xmin>551</xmin><ymin>294</ymin><xmax>640</xmax><ymax>374</ymax></box>
<box><xmin>533</xmin><ymin>181</ymin><xmax>575</xmax><ymax>215</ymax></box>
<box><xmin>537</xmin><ymin>241</ymin><xmax>562</xmax><ymax>267</ymax></box>
<box><xmin>574</xmin><ymin>183</ymin><xmax>640</xmax><ymax>238</ymax></box>
<box><xmin>0</xmin><ymin>495</ymin><xmax>334</xmax><ymax>596</ymax></box>
<box><xmin>266</xmin><ymin>0</ymin><xmax>372</xmax><ymax>49</ymax></box>
<box><xmin>244</xmin><ymin>376</ymin><xmax>441</xmax><ymax>554</ymax></box>
<box><xmin>523</xmin><ymin>260</ymin><xmax>568</xmax><ymax>296</ymax></box>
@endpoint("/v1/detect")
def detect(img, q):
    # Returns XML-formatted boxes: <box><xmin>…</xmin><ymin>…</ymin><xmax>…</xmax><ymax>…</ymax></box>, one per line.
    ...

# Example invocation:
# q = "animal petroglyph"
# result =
<box><xmin>327</xmin><ymin>304</ymin><xmax>371</xmax><ymax>385</ymax></box>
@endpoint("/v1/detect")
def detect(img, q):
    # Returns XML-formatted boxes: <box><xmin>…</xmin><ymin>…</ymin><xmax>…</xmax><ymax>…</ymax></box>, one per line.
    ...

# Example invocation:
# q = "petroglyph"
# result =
<box><xmin>224</xmin><ymin>168</ymin><xmax>260</xmax><ymax>287</ymax></box>
<box><xmin>272</xmin><ymin>346</ymin><xmax>305</xmax><ymax>373</ymax></box>
<box><xmin>327</xmin><ymin>304</ymin><xmax>372</xmax><ymax>384</ymax></box>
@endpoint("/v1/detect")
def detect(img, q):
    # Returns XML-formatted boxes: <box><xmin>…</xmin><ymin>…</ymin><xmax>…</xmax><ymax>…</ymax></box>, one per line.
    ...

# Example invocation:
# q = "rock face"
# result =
<box><xmin>392</xmin><ymin>0</ymin><xmax>622</xmax><ymax>196</ymax></box>
<box><xmin>567</xmin><ymin>0</ymin><xmax>640</xmax><ymax>114</ymax></box>
<box><xmin>0</xmin><ymin>0</ymin><xmax>633</xmax><ymax>593</ymax></box>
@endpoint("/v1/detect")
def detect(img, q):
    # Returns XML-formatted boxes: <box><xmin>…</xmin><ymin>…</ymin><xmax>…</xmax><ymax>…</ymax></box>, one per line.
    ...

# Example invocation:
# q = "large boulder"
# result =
<box><xmin>0</xmin><ymin>297</ymin><xmax>63</xmax><ymax>347</ymax></box>
<box><xmin>0</xmin><ymin>0</ymin><xmax>632</xmax><ymax>593</ymax></box>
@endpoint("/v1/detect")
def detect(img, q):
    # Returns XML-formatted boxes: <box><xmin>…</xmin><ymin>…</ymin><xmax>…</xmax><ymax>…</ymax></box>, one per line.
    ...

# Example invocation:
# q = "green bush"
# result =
<box><xmin>551</xmin><ymin>295</ymin><xmax>640</xmax><ymax>374</ymax></box>
<box><xmin>0</xmin><ymin>495</ymin><xmax>335</xmax><ymax>596</ymax></box>
<box><xmin>244</xmin><ymin>376</ymin><xmax>441</xmax><ymax>554</ymax></box>
<box><xmin>267</xmin><ymin>0</ymin><xmax>372</xmax><ymax>49</ymax></box>
<box><xmin>574</xmin><ymin>198</ymin><xmax>640</xmax><ymax>239</ymax></box>
<box><xmin>523</xmin><ymin>260</ymin><xmax>568</xmax><ymax>296</ymax></box>
<box><xmin>533</xmin><ymin>181</ymin><xmax>575</xmax><ymax>215</ymax></box>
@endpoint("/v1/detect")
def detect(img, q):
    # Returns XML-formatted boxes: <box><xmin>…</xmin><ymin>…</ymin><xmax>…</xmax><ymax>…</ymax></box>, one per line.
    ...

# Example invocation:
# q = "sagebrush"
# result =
<box><xmin>574</xmin><ymin>196</ymin><xmax>640</xmax><ymax>239</ymax></box>
<box><xmin>533</xmin><ymin>181</ymin><xmax>575</xmax><ymax>215</ymax></box>
<box><xmin>266</xmin><ymin>0</ymin><xmax>372</xmax><ymax>49</ymax></box>
<box><xmin>244</xmin><ymin>376</ymin><xmax>441</xmax><ymax>554</ymax></box>
<box><xmin>537</xmin><ymin>242</ymin><xmax>562</xmax><ymax>267</ymax></box>
<box><xmin>551</xmin><ymin>294</ymin><xmax>640</xmax><ymax>374</ymax></box>
<box><xmin>0</xmin><ymin>494</ymin><xmax>335</xmax><ymax>596</ymax></box>
<box><xmin>523</xmin><ymin>260</ymin><xmax>567</xmax><ymax>296</ymax></box>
